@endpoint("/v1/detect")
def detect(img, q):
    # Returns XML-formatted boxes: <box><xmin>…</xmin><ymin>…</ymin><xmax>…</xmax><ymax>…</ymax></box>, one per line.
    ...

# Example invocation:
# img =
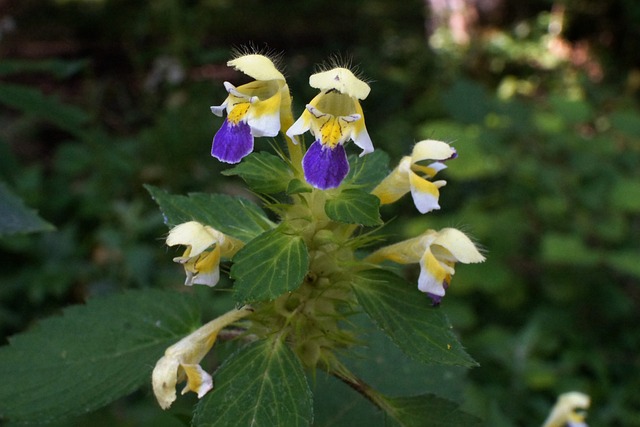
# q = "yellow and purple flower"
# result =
<box><xmin>286</xmin><ymin>67</ymin><xmax>373</xmax><ymax>189</ymax></box>
<box><xmin>367</xmin><ymin>228</ymin><xmax>485</xmax><ymax>304</ymax></box>
<box><xmin>210</xmin><ymin>54</ymin><xmax>292</xmax><ymax>164</ymax></box>
<box><xmin>166</xmin><ymin>221</ymin><xmax>242</xmax><ymax>287</ymax></box>
<box><xmin>371</xmin><ymin>139</ymin><xmax>456</xmax><ymax>213</ymax></box>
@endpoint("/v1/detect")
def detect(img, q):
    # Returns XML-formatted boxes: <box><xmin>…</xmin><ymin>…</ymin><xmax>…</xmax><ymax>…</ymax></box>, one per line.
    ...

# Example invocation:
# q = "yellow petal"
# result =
<box><xmin>432</xmin><ymin>228</ymin><xmax>485</xmax><ymax>264</ymax></box>
<box><xmin>151</xmin><ymin>355</ymin><xmax>181</xmax><ymax>410</ymax></box>
<box><xmin>166</xmin><ymin>221</ymin><xmax>223</xmax><ymax>257</ymax></box>
<box><xmin>151</xmin><ymin>307</ymin><xmax>253</xmax><ymax>409</ymax></box>
<box><xmin>411</xmin><ymin>139</ymin><xmax>456</xmax><ymax>163</ymax></box>
<box><xmin>409</xmin><ymin>171</ymin><xmax>442</xmax><ymax>213</ymax></box>
<box><xmin>309</xmin><ymin>67</ymin><xmax>370</xmax><ymax>100</ymax></box>
<box><xmin>542</xmin><ymin>392</ymin><xmax>590</xmax><ymax>427</ymax></box>
<box><xmin>227</xmin><ymin>54</ymin><xmax>285</xmax><ymax>81</ymax></box>
<box><xmin>366</xmin><ymin>232</ymin><xmax>427</xmax><ymax>265</ymax></box>
<box><xmin>181</xmin><ymin>364</ymin><xmax>213</xmax><ymax>398</ymax></box>
<box><xmin>418</xmin><ymin>248</ymin><xmax>451</xmax><ymax>295</ymax></box>
<box><xmin>351</xmin><ymin>100</ymin><xmax>373</xmax><ymax>155</ymax></box>
<box><xmin>371</xmin><ymin>157</ymin><xmax>412</xmax><ymax>205</ymax></box>
<box><xmin>286</xmin><ymin>109</ymin><xmax>312</xmax><ymax>141</ymax></box>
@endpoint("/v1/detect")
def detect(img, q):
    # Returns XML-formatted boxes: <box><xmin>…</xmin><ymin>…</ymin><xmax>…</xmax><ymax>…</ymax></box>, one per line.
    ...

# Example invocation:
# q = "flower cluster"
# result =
<box><xmin>152</xmin><ymin>51</ymin><xmax>485</xmax><ymax>410</ymax></box>
<box><xmin>210</xmin><ymin>55</ymin><xmax>371</xmax><ymax>189</ymax></box>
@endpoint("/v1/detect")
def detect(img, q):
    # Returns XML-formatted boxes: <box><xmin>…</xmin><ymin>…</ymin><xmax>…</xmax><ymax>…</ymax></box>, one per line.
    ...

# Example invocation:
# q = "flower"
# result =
<box><xmin>210</xmin><ymin>54</ymin><xmax>292</xmax><ymax>164</ymax></box>
<box><xmin>152</xmin><ymin>307</ymin><xmax>253</xmax><ymax>409</ymax></box>
<box><xmin>286</xmin><ymin>67</ymin><xmax>373</xmax><ymax>189</ymax></box>
<box><xmin>367</xmin><ymin>228</ymin><xmax>485</xmax><ymax>304</ymax></box>
<box><xmin>371</xmin><ymin>139</ymin><xmax>456</xmax><ymax>213</ymax></box>
<box><xmin>542</xmin><ymin>392</ymin><xmax>590</xmax><ymax>427</ymax></box>
<box><xmin>166</xmin><ymin>221</ymin><xmax>241</xmax><ymax>287</ymax></box>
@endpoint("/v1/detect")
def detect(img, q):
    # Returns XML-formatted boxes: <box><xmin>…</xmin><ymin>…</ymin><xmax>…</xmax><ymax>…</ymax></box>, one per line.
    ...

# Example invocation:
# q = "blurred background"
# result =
<box><xmin>1</xmin><ymin>0</ymin><xmax>639</xmax><ymax>425</ymax></box>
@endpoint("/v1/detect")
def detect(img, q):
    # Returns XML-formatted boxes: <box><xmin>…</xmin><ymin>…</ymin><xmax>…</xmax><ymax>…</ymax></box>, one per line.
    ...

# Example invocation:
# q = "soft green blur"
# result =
<box><xmin>1</xmin><ymin>0</ymin><xmax>639</xmax><ymax>425</ymax></box>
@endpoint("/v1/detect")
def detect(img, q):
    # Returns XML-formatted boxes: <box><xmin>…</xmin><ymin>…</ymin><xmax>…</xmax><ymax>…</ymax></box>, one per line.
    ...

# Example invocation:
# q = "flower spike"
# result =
<box><xmin>372</xmin><ymin>139</ymin><xmax>456</xmax><ymax>213</ymax></box>
<box><xmin>287</xmin><ymin>67</ymin><xmax>374</xmax><ymax>190</ymax></box>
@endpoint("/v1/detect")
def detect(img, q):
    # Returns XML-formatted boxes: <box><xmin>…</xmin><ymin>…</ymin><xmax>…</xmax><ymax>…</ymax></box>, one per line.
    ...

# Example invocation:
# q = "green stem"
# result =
<box><xmin>328</xmin><ymin>363</ymin><xmax>395</xmax><ymax>416</ymax></box>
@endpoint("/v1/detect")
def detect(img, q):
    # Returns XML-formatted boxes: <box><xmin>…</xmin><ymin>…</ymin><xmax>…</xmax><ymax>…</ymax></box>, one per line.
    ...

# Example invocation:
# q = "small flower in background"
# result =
<box><xmin>372</xmin><ymin>139</ymin><xmax>456</xmax><ymax>213</ymax></box>
<box><xmin>152</xmin><ymin>307</ymin><xmax>253</xmax><ymax>409</ymax></box>
<box><xmin>287</xmin><ymin>67</ymin><xmax>373</xmax><ymax>189</ymax></box>
<box><xmin>367</xmin><ymin>228</ymin><xmax>485</xmax><ymax>304</ymax></box>
<box><xmin>542</xmin><ymin>391</ymin><xmax>590</xmax><ymax>427</ymax></box>
<box><xmin>210</xmin><ymin>54</ymin><xmax>292</xmax><ymax>163</ymax></box>
<box><xmin>166</xmin><ymin>221</ymin><xmax>242</xmax><ymax>287</ymax></box>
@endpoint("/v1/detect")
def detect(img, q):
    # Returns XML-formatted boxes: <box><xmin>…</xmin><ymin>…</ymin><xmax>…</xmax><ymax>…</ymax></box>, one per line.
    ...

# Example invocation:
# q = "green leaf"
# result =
<box><xmin>0</xmin><ymin>181</ymin><xmax>55</xmax><ymax>237</ymax></box>
<box><xmin>313</xmin><ymin>371</ymin><xmax>384</xmax><ymax>427</ymax></box>
<box><xmin>351</xmin><ymin>270</ymin><xmax>476</xmax><ymax>367</ymax></box>
<box><xmin>382</xmin><ymin>394</ymin><xmax>482</xmax><ymax>427</ymax></box>
<box><xmin>222</xmin><ymin>152</ymin><xmax>293</xmax><ymax>194</ymax></box>
<box><xmin>325</xmin><ymin>189</ymin><xmax>382</xmax><ymax>226</ymax></box>
<box><xmin>231</xmin><ymin>227</ymin><xmax>309</xmax><ymax>303</ymax></box>
<box><xmin>0</xmin><ymin>289</ymin><xmax>200</xmax><ymax>423</ymax></box>
<box><xmin>193</xmin><ymin>338</ymin><xmax>312</xmax><ymax>427</ymax></box>
<box><xmin>145</xmin><ymin>185</ymin><xmax>273</xmax><ymax>242</ymax></box>
<box><xmin>0</xmin><ymin>83</ymin><xmax>89</xmax><ymax>135</ymax></box>
<box><xmin>287</xmin><ymin>178</ymin><xmax>313</xmax><ymax>194</ymax></box>
<box><xmin>344</xmin><ymin>314</ymin><xmax>469</xmax><ymax>401</ymax></box>
<box><xmin>345</xmin><ymin>150</ymin><xmax>390</xmax><ymax>192</ymax></box>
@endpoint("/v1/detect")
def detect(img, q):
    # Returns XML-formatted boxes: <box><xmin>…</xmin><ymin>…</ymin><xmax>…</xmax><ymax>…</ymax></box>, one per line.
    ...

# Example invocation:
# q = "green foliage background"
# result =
<box><xmin>1</xmin><ymin>0</ymin><xmax>639</xmax><ymax>425</ymax></box>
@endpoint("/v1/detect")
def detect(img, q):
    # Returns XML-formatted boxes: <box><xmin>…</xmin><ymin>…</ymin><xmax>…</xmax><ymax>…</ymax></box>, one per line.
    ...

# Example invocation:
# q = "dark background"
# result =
<box><xmin>1</xmin><ymin>0</ymin><xmax>639</xmax><ymax>425</ymax></box>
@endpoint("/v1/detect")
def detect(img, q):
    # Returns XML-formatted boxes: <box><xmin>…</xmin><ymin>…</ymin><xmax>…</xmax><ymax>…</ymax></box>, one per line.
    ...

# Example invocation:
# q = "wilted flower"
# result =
<box><xmin>367</xmin><ymin>228</ymin><xmax>485</xmax><ymax>304</ymax></box>
<box><xmin>166</xmin><ymin>221</ymin><xmax>242</xmax><ymax>287</ymax></box>
<box><xmin>287</xmin><ymin>67</ymin><xmax>373</xmax><ymax>189</ymax></box>
<box><xmin>152</xmin><ymin>307</ymin><xmax>253</xmax><ymax>409</ymax></box>
<box><xmin>371</xmin><ymin>139</ymin><xmax>456</xmax><ymax>213</ymax></box>
<box><xmin>210</xmin><ymin>54</ymin><xmax>293</xmax><ymax>163</ymax></box>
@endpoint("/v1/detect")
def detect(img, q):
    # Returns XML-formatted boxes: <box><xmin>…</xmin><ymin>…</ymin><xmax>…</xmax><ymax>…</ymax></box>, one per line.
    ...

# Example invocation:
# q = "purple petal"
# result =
<box><xmin>302</xmin><ymin>141</ymin><xmax>349</xmax><ymax>189</ymax></box>
<box><xmin>426</xmin><ymin>293</ymin><xmax>443</xmax><ymax>306</ymax></box>
<box><xmin>427</xmin><ymin>280</ymin><xmax>449</xmax><ymax>306</ymax></box>
<box><xmin>211</xmin><ymin>119</ymin><xmax>253</xmax><ymax>164</ymax></box>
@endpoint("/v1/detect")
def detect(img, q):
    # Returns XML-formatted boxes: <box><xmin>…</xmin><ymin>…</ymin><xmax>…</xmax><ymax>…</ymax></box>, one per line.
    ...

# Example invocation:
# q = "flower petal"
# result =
<box><xmin>352</xmin><ymin>123</ymin><xmax>374</xmax><ymax>156</ymax></box>
<box><xmin>309</xmin><ymin>67</ymin><xmax>371</xmax><ymax>99</ymax></box>
<box><xmin>211</xmin><ymin>119</ymin><xmax>253</xmax><ymax>164</ymax></box>
<box><xmin>227</xmin><ymin>54</ymin><xmax>285</xmax><ymax>81</ymax></box>
<box><xmin>411</xmin><ymin>139</ymin><xmax>456</xmax><ymax>162</ymax></box>
<box><xmin>210</xmin><ymin>101</ymin><xmax>228</xmax><ymax>117</ymax></box>
<box><xmin>180</xmin><ymin>364</ymin><xmax>214</xmax><ymax>398</ymax></box>
<box><xmin>286</xmin><ymin>111</ymin><xmax>311</xmax><ymax>141</ymax></box>
<box><xmin>247</xmin><ymin>109</ymin><xmax>280</xmax><ymax>137</ymax></box>
<box><xmin>409</xmin><ymin>172</ymin><xmax>443</xmax><ymax>213</ymax></box>
<box><xmin>152</xmin><ymin>355</ymin><xmax>180</xmax><ymax>410</ymax></box>
<box><xmin>432</xmin><ymin>228</ymin><xmax>485</xmax><ymax>264</ymax></box>
<box><xmin>418</xmin><ymin>249</ymin><xmax>451</xmax><ymax>304</ymax></box>
<box><xmin>302</xmin><ymin>140</ymin><xmax>349</xmax><ymax>189</ymax></box>
<box><xmin>166</xmin><ymin>222</ymin><xmax>220</xmax><ymax>256</ymax></box>
<box><xmin>185</xmin><ymin>247</ymin><xmax>221</xmax><ymax>287</ymax></box>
